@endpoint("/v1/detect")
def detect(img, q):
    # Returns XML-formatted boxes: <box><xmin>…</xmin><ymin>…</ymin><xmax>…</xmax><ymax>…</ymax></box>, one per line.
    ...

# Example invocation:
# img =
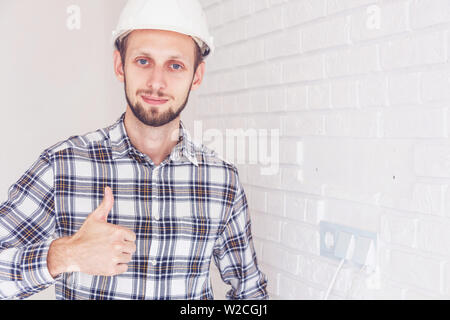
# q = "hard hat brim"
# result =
<box><xmin>112</xmin><ymin>26</ymin><xmax>214</xmax><ymax>58</ymax></box>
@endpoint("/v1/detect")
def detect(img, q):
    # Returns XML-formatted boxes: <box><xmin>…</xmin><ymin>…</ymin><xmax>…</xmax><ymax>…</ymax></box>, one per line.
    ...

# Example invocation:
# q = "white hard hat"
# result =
<box><xmin>112</xmin><ymin>0</ymin><xmax>215</xmax><ymax>58</ymax></box>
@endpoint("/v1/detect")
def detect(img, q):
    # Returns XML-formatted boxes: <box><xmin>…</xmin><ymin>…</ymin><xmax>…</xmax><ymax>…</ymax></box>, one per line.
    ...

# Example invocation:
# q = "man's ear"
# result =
<box><xmin>113</xmin><ymin>50</ymin><xmax>125</xmax><ymax>83</ymax></box>
<box><xmin>191</xmin><ymin>61</ymin><xmax>206</xmax><ymax>91</ymax></box>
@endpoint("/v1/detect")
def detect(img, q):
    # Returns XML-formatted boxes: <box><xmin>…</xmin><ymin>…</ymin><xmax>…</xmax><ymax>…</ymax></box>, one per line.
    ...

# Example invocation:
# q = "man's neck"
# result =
<box><xmin>123</xmin><ymin>107</ymin><xmax>180</xmax><ymax>166</ymax></box>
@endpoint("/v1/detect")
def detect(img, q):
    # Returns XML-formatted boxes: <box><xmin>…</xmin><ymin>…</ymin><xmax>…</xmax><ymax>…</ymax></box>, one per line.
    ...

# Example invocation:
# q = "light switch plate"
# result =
<box><xmin>320</xmin><ymin>221</ymin><xmax>378</xmax><ymax>268</ymax></box>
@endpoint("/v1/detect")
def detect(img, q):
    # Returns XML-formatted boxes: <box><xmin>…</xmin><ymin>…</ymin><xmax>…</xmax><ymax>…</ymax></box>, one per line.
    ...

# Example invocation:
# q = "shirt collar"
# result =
<box><xmin>109</xmin><ymin>112</ymin><xmax>198</xmax><ymax>166</ymax></box>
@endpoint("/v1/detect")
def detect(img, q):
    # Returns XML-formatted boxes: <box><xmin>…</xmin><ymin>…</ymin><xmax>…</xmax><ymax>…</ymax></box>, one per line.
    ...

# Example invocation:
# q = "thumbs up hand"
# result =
<box><xmin>63</xmin><ymin>186</ymin><xmax>137</xmax><ymax>276</ymax></box>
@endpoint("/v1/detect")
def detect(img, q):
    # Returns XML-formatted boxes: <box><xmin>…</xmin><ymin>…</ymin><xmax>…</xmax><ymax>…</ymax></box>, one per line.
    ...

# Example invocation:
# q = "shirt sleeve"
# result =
<box><xmin>0</xmin><ymin>151</ymin><xmax>57</xmax><ymax>299</ymax></box>
<box><xmin>212</xmin><ymin>168</ymin><xmax>268</xmax><ymax>300</ymax></box>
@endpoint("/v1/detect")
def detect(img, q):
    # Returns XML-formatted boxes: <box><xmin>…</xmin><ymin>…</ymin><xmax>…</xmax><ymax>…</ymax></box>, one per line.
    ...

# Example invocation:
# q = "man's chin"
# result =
<box><xmin>124</xmin><ymin>86</ymin><xmax>189</xmax><ymax>127</ymax></box>
<box><xmin>130</xmin><ymin>105</ymin><xmax>177</xmax><ymax>127</ymax></box>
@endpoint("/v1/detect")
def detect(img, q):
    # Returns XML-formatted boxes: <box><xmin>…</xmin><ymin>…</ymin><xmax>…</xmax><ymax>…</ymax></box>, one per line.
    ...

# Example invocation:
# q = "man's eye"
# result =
<box><xmin>171</xmin><ymin>63</ymin><xmax>183</xmax><ymax>70</ymax></box>
<box><xmin>137</xmin><ymin>59</ymin><xmax>148</xmax><ymax>65</ymax></box>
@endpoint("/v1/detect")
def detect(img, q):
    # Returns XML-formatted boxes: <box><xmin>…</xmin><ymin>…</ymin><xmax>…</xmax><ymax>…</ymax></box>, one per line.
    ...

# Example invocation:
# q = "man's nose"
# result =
<box><xmin>146</xmin><ymin>65</ymin><xmax>167</xmax><ymax>92</ymax></box>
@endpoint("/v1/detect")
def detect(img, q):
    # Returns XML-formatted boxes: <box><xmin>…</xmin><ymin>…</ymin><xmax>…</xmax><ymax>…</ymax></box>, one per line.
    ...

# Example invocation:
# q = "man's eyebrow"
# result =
<box><xmin>132</xmin><ymin>50</ymin><xmax>187</xmax><ymax>61</ymax></box>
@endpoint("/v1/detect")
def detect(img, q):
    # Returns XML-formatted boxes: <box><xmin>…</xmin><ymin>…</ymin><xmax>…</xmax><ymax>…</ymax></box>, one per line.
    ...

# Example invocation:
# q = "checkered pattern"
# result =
<box><xmin>0</xmin><ymin>113</ymin><xmax>268</xmax><ymax>300</ymax></box>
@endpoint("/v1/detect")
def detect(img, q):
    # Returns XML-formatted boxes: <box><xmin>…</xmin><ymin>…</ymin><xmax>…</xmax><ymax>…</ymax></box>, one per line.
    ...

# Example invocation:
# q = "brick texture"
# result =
<box><xmin>194</xmin><ymin>0</ymin><xmax>450</xmax><ymax>299</ymax></box>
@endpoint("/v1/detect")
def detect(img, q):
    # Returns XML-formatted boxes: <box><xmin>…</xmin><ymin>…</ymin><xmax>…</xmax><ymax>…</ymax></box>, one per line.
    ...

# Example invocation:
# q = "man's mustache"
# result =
<box><xmin>137</xmin><ymin>90</ymin><xmax>172</xmax><ymax>100</ymax></box>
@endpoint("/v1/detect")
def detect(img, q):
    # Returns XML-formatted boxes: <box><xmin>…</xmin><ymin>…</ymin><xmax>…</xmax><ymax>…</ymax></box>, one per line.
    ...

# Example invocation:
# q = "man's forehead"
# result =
<box><xmin>127</xmin><ymin>30</ymin><xmax>196</xmax><ymax>60</ymax></box>
<box><xmin>128</xmin><ymin>29</ymin><xmax>194</xmax><ymax>47</ymax></box>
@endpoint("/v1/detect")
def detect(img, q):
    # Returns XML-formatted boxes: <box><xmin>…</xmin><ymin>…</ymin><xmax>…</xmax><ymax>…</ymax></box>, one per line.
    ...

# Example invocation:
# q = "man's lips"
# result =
<box><xmin>141</xmin><ymin>95</ymin><xmax>169</xmax><ymax>105</ymax></box>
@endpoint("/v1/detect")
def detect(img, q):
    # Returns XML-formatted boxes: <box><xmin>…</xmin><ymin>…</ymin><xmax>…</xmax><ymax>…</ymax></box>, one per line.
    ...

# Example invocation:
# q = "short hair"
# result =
<box><xmin>114</xmin><ymin>32</ymin><xmax>204</xmax><ymax>72</ymax></box>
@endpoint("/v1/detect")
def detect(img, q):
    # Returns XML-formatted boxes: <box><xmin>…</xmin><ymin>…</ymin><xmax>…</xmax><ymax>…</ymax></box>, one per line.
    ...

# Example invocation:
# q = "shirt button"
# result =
<box><xmin>154</xmin><ymin>213</ymin><xmax>160</xmax><ymax>220</ymax></box>
<box><xmin>150</xmin><ymin>259</ymin><xmax>157</xmax><ymax>266</ymax></box>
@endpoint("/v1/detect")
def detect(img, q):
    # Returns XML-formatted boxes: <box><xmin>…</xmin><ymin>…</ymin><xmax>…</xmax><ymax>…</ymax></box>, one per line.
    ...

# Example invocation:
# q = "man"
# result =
<box><xmin>0</xmin><ymin>0</ymin><xmax>268</xmax><ymax>300</ymax></box>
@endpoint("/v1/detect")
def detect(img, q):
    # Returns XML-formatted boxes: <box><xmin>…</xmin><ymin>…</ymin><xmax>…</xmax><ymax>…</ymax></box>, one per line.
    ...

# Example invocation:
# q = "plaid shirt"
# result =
<box><xmin>0</xmin><ymin>113</ymin><xmax>268</xmax><ymax>300</ymax></box>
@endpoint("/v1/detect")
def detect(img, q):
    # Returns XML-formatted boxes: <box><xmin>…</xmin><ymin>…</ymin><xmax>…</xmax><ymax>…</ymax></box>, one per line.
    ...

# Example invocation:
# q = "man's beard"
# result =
<box><xmin>124</xmin><ymin>76</ymin><xmax>192</xmax><ymax>128</ymax></box>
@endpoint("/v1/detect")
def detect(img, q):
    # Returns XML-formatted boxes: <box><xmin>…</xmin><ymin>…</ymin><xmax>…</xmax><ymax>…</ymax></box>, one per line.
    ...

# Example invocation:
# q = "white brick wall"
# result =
<box><xmin>192</xmin><ymin>0</ymin><xmax>450</xmax><ymax>299</ymax></box>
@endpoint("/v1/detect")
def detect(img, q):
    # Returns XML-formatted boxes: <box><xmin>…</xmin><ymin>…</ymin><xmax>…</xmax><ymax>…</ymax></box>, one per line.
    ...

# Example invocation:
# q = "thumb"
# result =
<box><xmin>92</xmin><ymin>186</ymin><xmax>114</xmax><ymax>221</ymax></box>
